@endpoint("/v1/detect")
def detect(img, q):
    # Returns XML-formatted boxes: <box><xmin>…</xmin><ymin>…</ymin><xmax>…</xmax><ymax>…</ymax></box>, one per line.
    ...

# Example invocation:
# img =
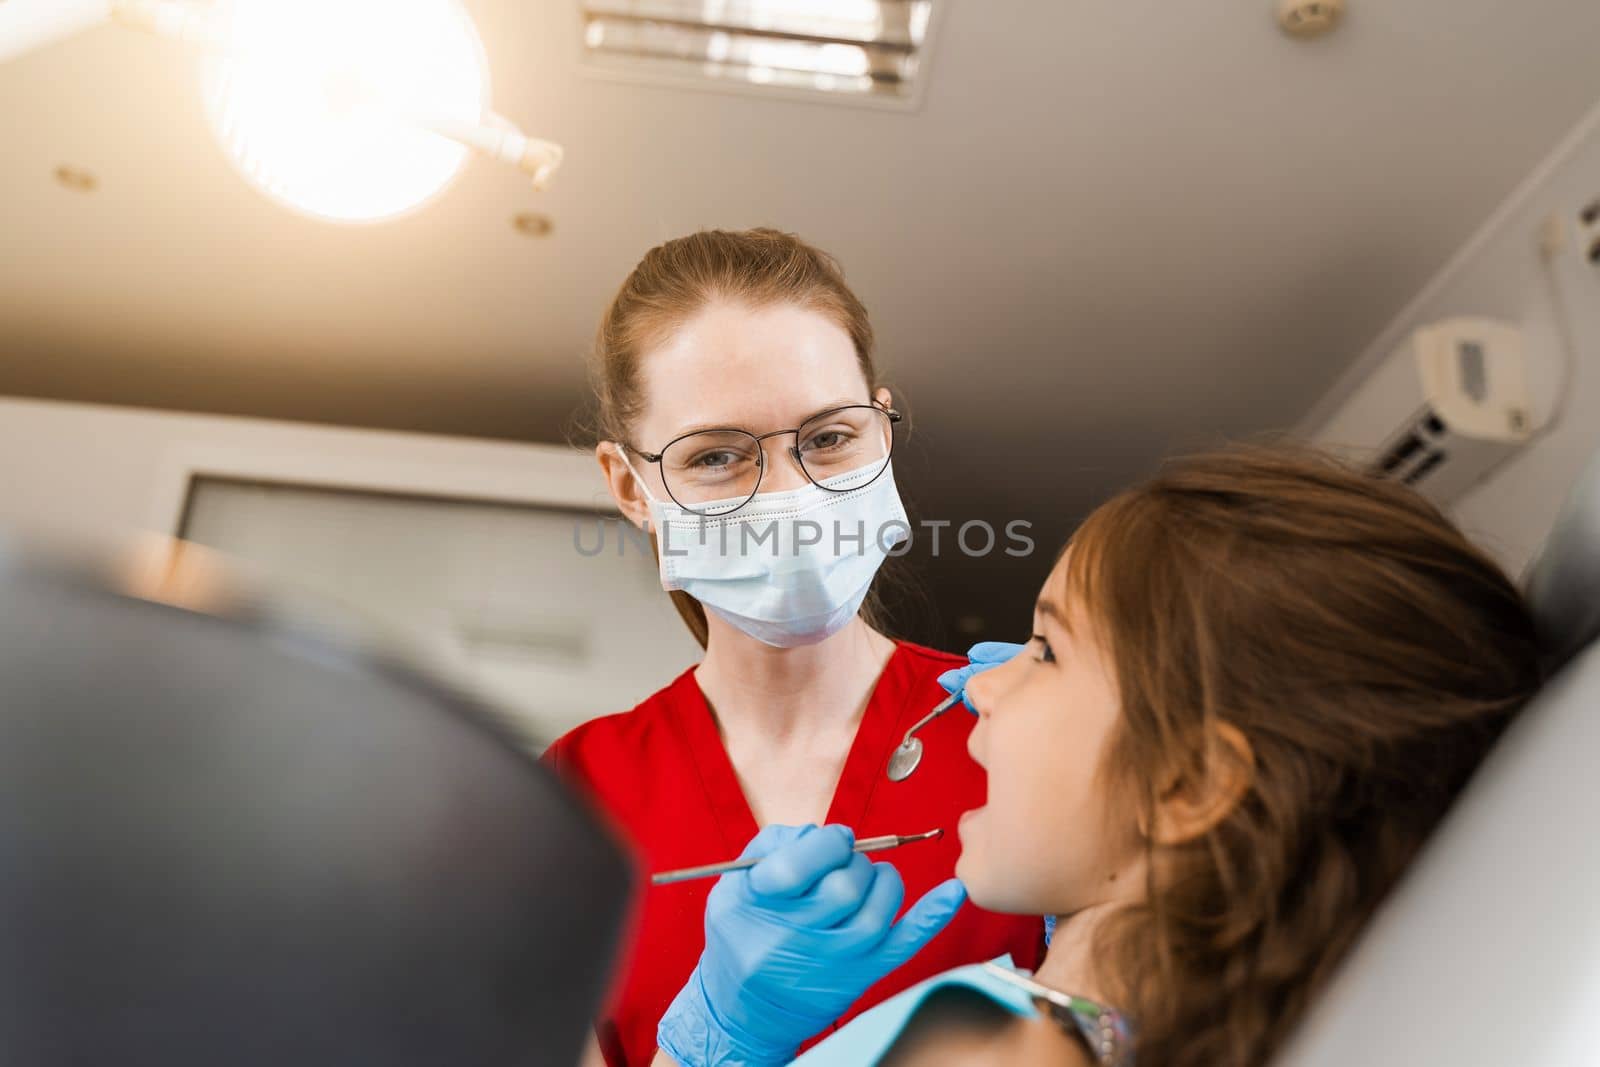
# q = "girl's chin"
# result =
<box><xmin>952</xmin><ymin>841</ymin><xmax>982</xmax><ymax>891</ymax></box>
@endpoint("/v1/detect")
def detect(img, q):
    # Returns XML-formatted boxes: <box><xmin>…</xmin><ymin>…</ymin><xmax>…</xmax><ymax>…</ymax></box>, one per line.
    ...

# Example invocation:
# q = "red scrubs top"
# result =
<box><xmin>543</xmin><ymin>640</ymin><xmax>1045</xmax><ymax>1067</ymax></box>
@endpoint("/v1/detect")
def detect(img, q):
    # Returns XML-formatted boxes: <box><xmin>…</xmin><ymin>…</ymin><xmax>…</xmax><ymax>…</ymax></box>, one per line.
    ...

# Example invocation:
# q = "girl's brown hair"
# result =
<box><xmin>589</xmin><ymin>227</ymin><xmax>893</xmax><ymax>647</ymax></box>
<box><xmin>1065</xmin><ymin>442</ymin><xmax>1542</xmax><ymax>1066</ymax></box>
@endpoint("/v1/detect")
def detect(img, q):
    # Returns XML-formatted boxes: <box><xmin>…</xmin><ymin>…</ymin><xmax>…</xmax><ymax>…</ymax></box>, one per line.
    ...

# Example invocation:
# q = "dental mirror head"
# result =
<box><xmin>886</xmin><ymin>737</ymin><xmax>923</xmax><ymax>782</ymax></box>
<box><xmin>885</xmin><ymin>690</ymin><xmax>964</xmax><ymax>782</ymax></box>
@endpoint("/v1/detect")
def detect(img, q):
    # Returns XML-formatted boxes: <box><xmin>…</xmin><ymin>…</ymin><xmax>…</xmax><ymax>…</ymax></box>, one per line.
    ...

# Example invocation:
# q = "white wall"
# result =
<box><xmin>1300</xmin><ymin>100</ymin><xmax>1600</xmax><ymax>574</ymax></box>
<box><xmin>0</xmin><ymin>395</ymin><xmax>612</xmax><ymax>536</ymax></box>
<box><xmin>0</xmin><ymin>396</ymin><xmax>702</xmax><ymax>743</ymax></box>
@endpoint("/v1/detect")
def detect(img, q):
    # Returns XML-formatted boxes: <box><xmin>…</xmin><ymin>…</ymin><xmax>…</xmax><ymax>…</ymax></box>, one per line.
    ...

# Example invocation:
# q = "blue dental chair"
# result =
<box><xmin>1280</xmin><ymin>451</ymin><xmax>1600</xmax><ymax>1066</ymax></box>
<box><xmin>0</xmin><ymin>547</ymin><xmax>634</xmax><ymax>1066</ymax></box>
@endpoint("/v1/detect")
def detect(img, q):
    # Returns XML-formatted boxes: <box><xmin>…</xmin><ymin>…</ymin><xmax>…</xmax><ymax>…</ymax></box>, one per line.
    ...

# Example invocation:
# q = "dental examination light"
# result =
<box><xmin>0</xmin><ymin>0</ymin><xmax>564</xmax><ymax>223</ymax></box>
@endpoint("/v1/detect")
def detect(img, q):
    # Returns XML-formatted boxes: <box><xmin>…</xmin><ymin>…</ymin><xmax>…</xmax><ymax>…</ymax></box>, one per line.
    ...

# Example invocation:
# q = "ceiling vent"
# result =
<box><xmin>580</xmin><ymin>0</ymin><xmax>937</xmax><ymax>104</ymax></box>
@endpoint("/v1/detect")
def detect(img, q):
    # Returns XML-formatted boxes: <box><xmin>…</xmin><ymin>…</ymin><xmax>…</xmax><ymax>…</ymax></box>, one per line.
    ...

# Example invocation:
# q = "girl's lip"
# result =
<box><xmin>959</xmin><ymin>807</ymin><xmax>982</xmax><ymax>828</ymax></box>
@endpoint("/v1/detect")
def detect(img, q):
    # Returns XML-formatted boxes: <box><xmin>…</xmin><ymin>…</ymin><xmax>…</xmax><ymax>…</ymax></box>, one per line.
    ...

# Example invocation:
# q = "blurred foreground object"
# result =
<box><xmin>0</xmin><ymin>537</ymin><xmax>633</xmax><ymax>1067</ymax></box>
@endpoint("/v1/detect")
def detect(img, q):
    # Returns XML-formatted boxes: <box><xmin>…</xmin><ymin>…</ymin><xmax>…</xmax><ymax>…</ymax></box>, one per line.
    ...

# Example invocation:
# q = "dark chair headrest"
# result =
<box><xmin>0</xmin><ymin>547</ymin><xmax>634</xmax><ymax>1067</ymax></box>
<box><xmin>1523</xmin><ymin>448</ymin><xmax>1600</xmax><ymax>673</ymax></box>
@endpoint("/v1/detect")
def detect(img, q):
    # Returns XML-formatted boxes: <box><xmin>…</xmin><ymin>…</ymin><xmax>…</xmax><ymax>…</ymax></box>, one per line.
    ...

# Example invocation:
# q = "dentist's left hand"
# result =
<box><xmin>937</xmin><ymin>641</ymin><xmax>1026</xmax><ymax>713</ymax></box>
<box><xmin>656</xmin><ymin>824</ymin><xmax>967</xmax><ymax>1067</ymax></box>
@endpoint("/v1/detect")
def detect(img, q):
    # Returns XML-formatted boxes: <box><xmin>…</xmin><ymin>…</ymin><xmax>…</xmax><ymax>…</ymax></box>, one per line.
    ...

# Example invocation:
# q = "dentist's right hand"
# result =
<box><xmin>655</xmin><ymin>823</ymin><xmax>967</xmax><ymax>1067</ymax></box>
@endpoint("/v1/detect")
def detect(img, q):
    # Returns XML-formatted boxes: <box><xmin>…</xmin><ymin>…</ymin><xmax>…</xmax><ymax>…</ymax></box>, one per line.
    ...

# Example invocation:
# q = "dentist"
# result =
<box><xmin>543</xmin><ymin>229</ymin><xmax>1041</xmax><ymax>1067</ymax></box>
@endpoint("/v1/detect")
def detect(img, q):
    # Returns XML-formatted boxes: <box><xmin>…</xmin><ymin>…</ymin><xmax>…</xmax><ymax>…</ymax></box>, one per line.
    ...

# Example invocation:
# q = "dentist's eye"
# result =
<box><xmin>1030</xmin><ymin>634</ymin><xmax>1055</xmax><ymax>664</ymax></box>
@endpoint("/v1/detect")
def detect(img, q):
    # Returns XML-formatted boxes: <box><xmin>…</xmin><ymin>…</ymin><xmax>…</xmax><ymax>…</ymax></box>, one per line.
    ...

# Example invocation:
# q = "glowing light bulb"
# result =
<box><xmin>201</xmin><ymin>0</ymin><xmax>489</xmax><ymax>224</ymax></box>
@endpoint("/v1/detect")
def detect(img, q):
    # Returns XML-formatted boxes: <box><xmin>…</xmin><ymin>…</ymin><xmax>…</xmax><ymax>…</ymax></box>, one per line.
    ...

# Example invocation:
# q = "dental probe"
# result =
<box><xmin>885</xmin><ymin>690</ymin><xmax>964</xmax><ymax>782</ymax></box>
<box><xmin>651</xmin><ymin>829</ymin><xmax>944</xmax><ymax>886</ymax></box>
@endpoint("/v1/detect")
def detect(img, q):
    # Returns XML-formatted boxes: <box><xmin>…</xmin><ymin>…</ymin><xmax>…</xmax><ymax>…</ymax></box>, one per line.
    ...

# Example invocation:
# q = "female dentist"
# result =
<box><xmin>543</xmin><ymin>228</ymin><xmax>1042</xmax><ymax>1067</ymax></box>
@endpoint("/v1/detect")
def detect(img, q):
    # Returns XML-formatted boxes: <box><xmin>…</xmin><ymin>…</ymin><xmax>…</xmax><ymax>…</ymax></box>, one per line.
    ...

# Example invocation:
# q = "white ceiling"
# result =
<box><xmin>5</xmin><ymin>0</ymin><xmax>1600</xmax><ymax>639</ymax></box>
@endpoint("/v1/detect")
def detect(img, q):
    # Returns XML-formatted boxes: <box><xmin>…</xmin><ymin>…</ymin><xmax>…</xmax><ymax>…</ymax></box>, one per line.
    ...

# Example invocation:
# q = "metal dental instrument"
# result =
<box><xmin>651</xmin><ymin>829</ymin><xmax>944</xmax><ymax>886</ymax></box>
<box><xmin>885</xmin><ymin>690</ymin><xmax>964</xmax><ymax>782</ymax></box>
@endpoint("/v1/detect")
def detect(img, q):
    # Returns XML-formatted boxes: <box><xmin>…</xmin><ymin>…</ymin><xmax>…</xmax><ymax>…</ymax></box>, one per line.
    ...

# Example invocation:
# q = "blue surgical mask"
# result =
<box><xmin>622</xmin><ymin>454</ymin><xmax>909</xmax><ymax>648</ymax></box>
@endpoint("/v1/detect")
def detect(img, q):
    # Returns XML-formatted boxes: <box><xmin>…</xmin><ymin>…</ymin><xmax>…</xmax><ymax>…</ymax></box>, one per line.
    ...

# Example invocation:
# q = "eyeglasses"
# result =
<box><xmin>627</xmin><ymin>403</ymin><xmax>902</xmax><ymax>517</ymax></box>
<box><xmin>980</xmin><ymin>963</ymin><xmax>1133</xmax><ymax>1065</ymax></box>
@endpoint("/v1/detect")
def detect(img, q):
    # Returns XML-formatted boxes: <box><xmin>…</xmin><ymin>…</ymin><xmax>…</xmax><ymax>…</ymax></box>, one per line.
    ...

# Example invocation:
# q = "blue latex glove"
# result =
<box><xmin>937</xmin><ymin>641</ymin><xmax>1026</xmax><ymax>713</ymax></box>
<box><xmin>657</xmin><ymin>823</ymin><xmax>968</xmax><ymax>1066</ymax></box>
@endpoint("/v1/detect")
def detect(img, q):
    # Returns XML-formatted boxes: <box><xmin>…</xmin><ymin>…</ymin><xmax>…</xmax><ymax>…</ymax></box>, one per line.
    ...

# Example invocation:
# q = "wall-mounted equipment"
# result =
<box><xmin>0</xmin><ymin>0</ymin><xmax>563</xmax><ymax>222</ymax></box>
<box><xmin>1580</xmin><ymin>197</ymin><xmax>1600</xmax><ymax>267</ymax></box>
<box><xmin>1312</xmin><ymin>318</ymin><xmax>1537</xmax><ymax>504</ymax></box>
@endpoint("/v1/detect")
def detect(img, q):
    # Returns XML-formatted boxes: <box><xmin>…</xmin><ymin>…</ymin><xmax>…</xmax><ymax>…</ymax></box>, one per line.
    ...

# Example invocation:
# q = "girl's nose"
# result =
<box><xmin>966</xmin><ymin>696</ymin><xmax>988</xmax><ymax>766</ymax></box>
<box><xmin>965</xmin><ymin>671</ymin><xmax>994</xmax><ymax>719</ymax></box>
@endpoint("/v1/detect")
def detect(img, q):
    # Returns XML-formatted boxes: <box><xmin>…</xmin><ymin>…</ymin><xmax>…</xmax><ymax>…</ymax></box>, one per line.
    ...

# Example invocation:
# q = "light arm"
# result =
<box><xmin>0</xmin><ymin>0</ymin><xmax>113</xmax><ymax>64</ymax></box>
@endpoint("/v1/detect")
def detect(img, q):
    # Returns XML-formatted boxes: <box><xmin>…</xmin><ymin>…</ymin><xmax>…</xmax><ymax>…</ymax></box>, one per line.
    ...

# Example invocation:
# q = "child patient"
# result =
<box><xmin>795</xmin><ymin>443</ymin><xmax>1543</xmax><ymax>1066</ymax></box>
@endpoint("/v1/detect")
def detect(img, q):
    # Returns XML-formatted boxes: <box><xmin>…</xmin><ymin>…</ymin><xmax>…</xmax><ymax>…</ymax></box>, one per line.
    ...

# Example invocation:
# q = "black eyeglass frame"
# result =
<box><xmin>626</xmin><ymin>402</ymin><xmax>902</xmax><ymax>517</ymax></box>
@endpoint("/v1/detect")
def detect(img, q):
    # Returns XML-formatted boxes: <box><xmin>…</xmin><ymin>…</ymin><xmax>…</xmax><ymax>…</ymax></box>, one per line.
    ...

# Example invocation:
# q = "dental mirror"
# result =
<box><xmin>885</xmin><ymin>690</ymin><xmax>963</xmax><ymax>782</ymax></box>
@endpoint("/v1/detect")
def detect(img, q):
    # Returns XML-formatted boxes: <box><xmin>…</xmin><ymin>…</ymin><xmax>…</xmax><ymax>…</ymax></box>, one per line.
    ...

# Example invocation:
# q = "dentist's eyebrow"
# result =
<box><xmin>671</xmin><ymin>398</ymin><xmax>868</xmax><ymax>438</ymax></box>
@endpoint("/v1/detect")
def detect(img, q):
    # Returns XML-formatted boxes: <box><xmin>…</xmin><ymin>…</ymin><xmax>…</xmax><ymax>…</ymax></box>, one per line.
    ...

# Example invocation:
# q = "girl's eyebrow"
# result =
<box><xmin>1034</xmin><ymin>597</ymin><xmax>1072</xmax><ymax>634</ymax></box>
